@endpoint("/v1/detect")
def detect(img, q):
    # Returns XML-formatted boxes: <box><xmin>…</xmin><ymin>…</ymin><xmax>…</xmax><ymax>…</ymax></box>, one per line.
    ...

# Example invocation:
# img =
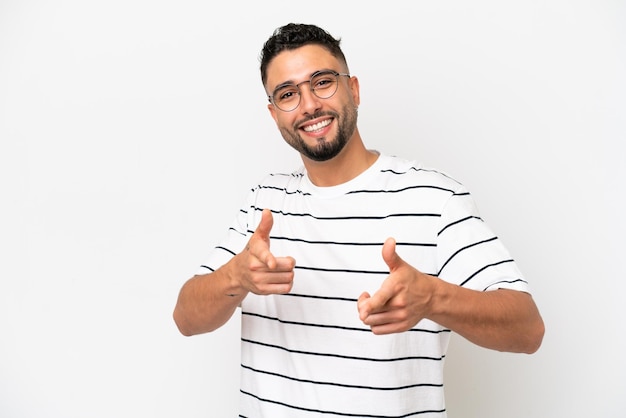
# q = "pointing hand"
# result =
<box><xmin>357</xmin><ymin>238</ymin><xmax>436</xmax><ymax>334</ymax></box>
<box><xmin>234</xmin><ymin>209</ymin><xmax>296</xmax><ymax>295</ymax></box>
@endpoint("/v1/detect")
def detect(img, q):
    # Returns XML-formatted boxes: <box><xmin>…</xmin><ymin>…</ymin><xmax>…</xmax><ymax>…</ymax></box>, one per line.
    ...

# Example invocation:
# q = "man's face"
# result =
<box><xmin>265</xmin><ymin>44</ymin><xmax>360</xmax><ymax>162</ymax></box>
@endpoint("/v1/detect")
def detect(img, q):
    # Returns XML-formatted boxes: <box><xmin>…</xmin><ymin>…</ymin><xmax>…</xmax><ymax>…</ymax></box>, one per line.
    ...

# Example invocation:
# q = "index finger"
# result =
<box><xmin>366</xmin><ymin>284</ymin><xmax>395</xmax><ymax>314</ymax></box>
<box><xmin>248</xmin><ymin>243</ymin><xmax>277</xmax><ymax>270</ymax></box>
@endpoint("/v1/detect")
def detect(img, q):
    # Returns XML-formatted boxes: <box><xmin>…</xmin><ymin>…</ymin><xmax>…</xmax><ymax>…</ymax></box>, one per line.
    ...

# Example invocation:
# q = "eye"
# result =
<box><xmin>275</xmin><ymin>86</ymin><xmax>298</xmax><ymax>102</ymax></box>
<box><xmin>312</xmin><ymin>75</ymin><xmax>336</xmax><ymax>90</ymax></box>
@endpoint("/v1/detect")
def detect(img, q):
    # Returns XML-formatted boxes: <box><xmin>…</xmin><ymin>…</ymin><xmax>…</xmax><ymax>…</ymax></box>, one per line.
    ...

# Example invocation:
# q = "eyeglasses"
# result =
<box><xmin>268</xmin><ymin>70</ymin><xmax>351</xmax><ymax>112</ymax></box>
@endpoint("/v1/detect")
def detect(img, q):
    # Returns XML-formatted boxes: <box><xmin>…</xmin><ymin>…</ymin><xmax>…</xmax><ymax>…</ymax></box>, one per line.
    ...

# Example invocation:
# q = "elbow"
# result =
<box><xmin>173</xmin><ymin>306</ymin><xmax>222</xmax><ymax>336</ymax></box>
<box><xmin>514</xmin><ymin>291</ymin><xmax>545</xmax><ymax>354</ymax></box>
<box><xmin>523</xmin><ymin>317</ymin><xmax>545</xmax><ymax>354</ymax></box>
<box><xmin>173</xmin><ymin>308</ymin><xmax>195</xmax><ymax>337</ymax></box>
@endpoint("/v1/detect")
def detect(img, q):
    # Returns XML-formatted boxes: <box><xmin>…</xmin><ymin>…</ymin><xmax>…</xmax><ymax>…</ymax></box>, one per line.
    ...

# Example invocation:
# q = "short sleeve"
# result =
<box><xmin>436</xmin><ymin>186</ymin><xmax>530</xmax><ymax>293</ymax></box>
<box><xmin>195</xmin><ymin>191</ymin><xmax>256</xmax><ymax>276</ymax></box>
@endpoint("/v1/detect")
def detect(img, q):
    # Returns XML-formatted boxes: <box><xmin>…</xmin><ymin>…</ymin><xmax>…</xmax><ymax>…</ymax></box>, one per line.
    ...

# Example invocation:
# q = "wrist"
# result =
<box><xmin>222</xmin><ymin>255</ymin><xmax>248</xmax><ymax>298</ymax></box>
<box><xmin>427</xmin><ymin>275</ymin><xmax>454</xmax><ymax>320</ymax></box>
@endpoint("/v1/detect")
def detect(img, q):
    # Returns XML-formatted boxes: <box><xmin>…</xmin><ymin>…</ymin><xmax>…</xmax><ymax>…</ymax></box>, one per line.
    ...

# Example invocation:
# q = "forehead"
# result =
<box><xmin>265</xmin><ymin>44</ymin><xmax>342</xmax><ymax>90</ymax></box>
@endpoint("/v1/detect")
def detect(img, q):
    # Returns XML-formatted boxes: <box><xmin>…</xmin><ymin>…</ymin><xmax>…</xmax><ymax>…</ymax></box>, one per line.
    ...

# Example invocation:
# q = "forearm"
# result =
<box><xmin>173</xmin><ymin>260</ymin><xmax>247</xmax><ymax>336</ymax></box>
<box><xmin>429</xmin><ymin>281</ymin><xmax>544</xmax><ymax>353</ymax></box>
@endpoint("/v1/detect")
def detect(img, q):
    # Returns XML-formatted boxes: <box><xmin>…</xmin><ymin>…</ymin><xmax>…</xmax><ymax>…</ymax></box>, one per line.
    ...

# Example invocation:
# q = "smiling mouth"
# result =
<box><xmin>302</xmin><ymin>119</ymin><xmax>331</xmax><ymax>133</ymax></box>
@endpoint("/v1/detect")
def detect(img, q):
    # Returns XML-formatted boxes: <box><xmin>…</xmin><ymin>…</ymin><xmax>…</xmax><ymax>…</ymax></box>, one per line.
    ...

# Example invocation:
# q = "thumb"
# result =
<box><xmin>252</xmin><ymin>209</ymin><xmax>276</xmax><ymax>268</ymax></box>
<box><xmin>382</xmin><ymin>237</ymin><xmax>403</xmax><ymax>272</ymax></box>
<box><xmin>255</xmin><ymin>209</ymin><xmax>274</xmax><ymax>241</ymax></box>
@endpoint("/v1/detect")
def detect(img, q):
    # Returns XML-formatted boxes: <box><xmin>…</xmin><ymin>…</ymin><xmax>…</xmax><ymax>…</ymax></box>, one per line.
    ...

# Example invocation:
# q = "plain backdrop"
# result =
<box><xmin>1</xmin><ymin>1</ymin><xmax>624</xmax><ymax>417</ymax></box>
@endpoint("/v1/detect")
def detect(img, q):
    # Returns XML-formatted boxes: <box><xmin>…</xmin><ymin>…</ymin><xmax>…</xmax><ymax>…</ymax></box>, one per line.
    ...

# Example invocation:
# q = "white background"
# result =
<box><xmin>1</xmin><ymin>1</ymin><xmax>624</xmax><ymax>417</ymax></box>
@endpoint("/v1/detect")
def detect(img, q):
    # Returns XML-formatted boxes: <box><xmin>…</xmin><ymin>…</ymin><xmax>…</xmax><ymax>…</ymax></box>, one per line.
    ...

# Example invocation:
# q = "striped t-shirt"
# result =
<box><xmin>199</xmin><ymin>153</ymin><xmax>529</xmax><ymax>418</ymax></box>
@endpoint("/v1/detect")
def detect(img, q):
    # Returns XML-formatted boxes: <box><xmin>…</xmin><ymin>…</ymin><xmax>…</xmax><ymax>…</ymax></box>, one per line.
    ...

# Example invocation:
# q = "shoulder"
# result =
<box><xmin>250</xmin><ymin>166</ymin><xmax>307</xmax><ymax>194</ymax></box>
<box><xmin>376</xmin><ymin>154</ymin><xmax>465</xmax><ymax>193</ymax></box>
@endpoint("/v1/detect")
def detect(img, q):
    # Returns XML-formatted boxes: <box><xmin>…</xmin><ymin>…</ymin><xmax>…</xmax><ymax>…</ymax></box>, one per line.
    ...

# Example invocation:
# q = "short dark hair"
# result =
<box><xmin>259</xmin><ymin>23</ymin><xmax>348</xmax><ymax>86</ymax></box>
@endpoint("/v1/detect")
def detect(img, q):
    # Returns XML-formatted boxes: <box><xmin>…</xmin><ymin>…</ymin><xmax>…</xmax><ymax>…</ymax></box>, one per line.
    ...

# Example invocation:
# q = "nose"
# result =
<box><xmin>298</xmin><ymin>83</ymin><xmax>322</xmax><ymax>115</ymax></box>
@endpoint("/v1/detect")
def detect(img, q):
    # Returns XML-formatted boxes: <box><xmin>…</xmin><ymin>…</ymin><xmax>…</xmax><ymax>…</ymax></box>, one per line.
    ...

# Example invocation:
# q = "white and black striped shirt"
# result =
<box><xmin>199</xmin><ymin>154</ymin><xmax>529</xmax><ymax>417</ymax></box>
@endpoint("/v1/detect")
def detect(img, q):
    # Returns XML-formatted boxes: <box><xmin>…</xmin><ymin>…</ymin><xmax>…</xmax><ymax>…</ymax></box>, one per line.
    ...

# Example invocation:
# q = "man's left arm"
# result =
<box><xmin>428</xmin><ymin>283</ymin><xmax>544</xmax><ymax>353</ymax></box>
<box><xmin>357</xmin><ymin>238</ymin><xmax>544</xmax><ymax>353</ymax></box>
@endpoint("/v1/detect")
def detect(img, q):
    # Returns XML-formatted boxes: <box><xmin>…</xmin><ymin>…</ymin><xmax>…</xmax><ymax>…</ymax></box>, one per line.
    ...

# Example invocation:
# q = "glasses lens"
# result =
<box><xmin>311</xmin><ymin>71</ymin><xmax>339</xmax><ymax>99</ymax></box>
<box><xmin>272</xmin><ymin>85</ymin><xmax>300</xmax><ymax>112</ymax></box>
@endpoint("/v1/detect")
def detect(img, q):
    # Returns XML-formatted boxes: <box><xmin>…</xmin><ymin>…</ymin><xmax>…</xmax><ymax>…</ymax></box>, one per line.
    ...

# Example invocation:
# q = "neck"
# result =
<box><xmin>302</xmin><ymin>130</ymin><xmax>378</xmax><ymax>187</ymax></box>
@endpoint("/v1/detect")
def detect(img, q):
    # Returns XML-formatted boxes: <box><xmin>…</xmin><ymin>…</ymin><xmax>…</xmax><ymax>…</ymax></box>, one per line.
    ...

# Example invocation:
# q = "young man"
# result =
<box><xmin>173</xmin><ymin>23</ymin><xmax>544</xmax><ymax>417</ymax></box>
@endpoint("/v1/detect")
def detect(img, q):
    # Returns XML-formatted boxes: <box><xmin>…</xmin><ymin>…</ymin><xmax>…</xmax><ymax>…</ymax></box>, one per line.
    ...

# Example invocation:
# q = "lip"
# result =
<box><xmin>299</xmin><ymin>117</ymin><xmax>334</xmax><ymax>136</ymax></box>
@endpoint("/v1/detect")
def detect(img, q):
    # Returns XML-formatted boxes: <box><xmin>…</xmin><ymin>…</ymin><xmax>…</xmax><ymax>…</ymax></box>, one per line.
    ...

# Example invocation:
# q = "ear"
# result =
<box><xmin>267</xmin><ymin>102</ymin><xmax>279</xmax><ymax>123</ymax></box>
<box><xmin>348</xmin><ymin>76</ymin><xmax>360</xmax><ymax>107</ymax></box>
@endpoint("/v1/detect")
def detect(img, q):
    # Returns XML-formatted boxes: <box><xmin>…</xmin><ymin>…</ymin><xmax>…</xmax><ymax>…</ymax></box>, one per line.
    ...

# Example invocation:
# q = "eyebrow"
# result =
<box><xmin>271</xmin><ymin>69</ymin><xmax>336</xmax><ymax>92</ymax></box>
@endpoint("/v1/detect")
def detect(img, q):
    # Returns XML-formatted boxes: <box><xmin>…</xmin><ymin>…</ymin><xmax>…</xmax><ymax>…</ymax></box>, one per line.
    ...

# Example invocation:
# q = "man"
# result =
<box><xmin>173</xmin><ymin>23</ymin><xmax>544</xmax><ymax>417</ymax></box>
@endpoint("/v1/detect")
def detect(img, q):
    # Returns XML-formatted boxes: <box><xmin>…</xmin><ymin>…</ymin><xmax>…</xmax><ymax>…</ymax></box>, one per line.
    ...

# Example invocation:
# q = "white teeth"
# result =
<box><xmin>303</xmin><ymin>119</ymin><xmax>331</xmax><ymax>132</ymax></box>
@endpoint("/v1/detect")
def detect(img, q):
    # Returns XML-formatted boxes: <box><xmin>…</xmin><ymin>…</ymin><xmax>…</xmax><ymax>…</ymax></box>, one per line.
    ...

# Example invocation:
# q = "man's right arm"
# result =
<box><xmin>173</xmin><ymin>209</ymin><xmax>295</xmax><ymax>336</ymax></box>
<box><xmin>173</xmin><ymin>261</ymin><xmax>248</xmax><ymax>336</ymax></box>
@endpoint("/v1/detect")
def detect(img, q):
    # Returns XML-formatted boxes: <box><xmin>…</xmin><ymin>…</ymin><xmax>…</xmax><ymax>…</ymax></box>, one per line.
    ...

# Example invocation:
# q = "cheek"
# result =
<box><xmin>274</xmin><ymin>113</ymin><xmax>296</xmax><ymax>131</ymax></box>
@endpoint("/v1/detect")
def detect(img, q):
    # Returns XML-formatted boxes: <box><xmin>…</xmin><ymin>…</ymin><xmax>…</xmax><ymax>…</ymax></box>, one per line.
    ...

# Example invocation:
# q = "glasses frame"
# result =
<box><xmin>268</xmin><ymin>70</ymin><xmax>351</xmax><ymax>112</ymax></box>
